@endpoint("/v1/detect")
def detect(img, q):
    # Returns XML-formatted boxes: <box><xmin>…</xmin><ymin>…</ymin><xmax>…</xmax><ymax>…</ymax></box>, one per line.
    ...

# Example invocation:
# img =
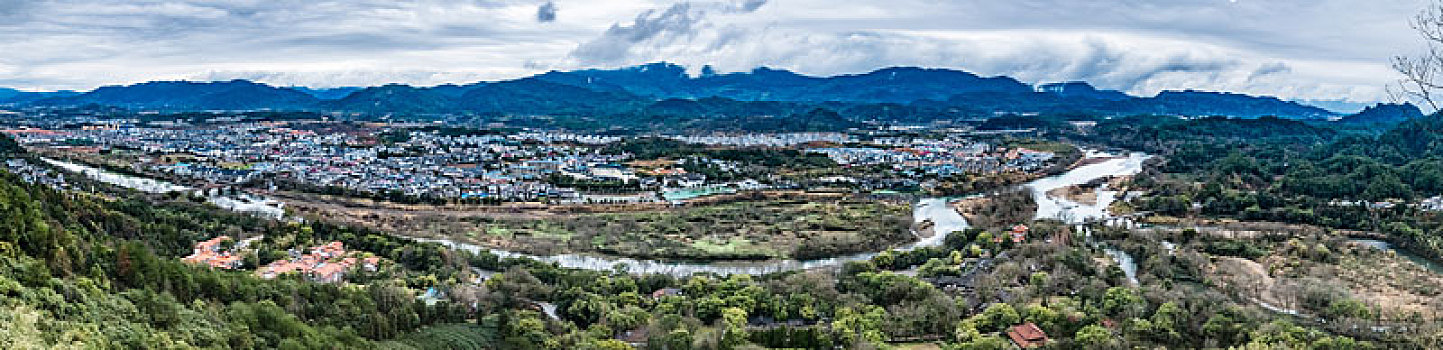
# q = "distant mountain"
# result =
<box><xmin>533</xmin><ymin>63</ymin><xmax>693</xmax><ymax>97</ymax></box>
<box><xmin>1036</xmin><ymin>82</ymin><xmax>1130</xmax><ymax>101</ymax></box>
<box><xmin>324</xmin><ymin>84</ymin><xmax>461</xmax><ymax>114</ymax></box>
<box><xmin>1296</xmin><ymin>99</ymin><xmax>1372</xmax><ymax>114</ymax></box>
<box><xmin>712</xmin><ymin>66</ymin><xmax>1032</xmax><ymax>103</ymax></box>
<box><xmin>291</xmin><ymin>86</ymin><xmax>363</xmax><ymax>100</ymax></box>
<box><xmin>519</xmin><ymin>67</ymin><xmax>1333</xmax><ymax>119</ymax></box>
<box><xmin>0</xmin><ymin>88</ymin><xmax>80</xmax><ymax>104</ymax></box>
<box><xmin>35</xmin><ymin>80</ymin><xmax>319</xmax><ymax>110</ymax></box>
<box><xmin>1121</xmin><ymin>90</ymin><xmax>1335</xmax><ymax>120</ymax></box>
<box><xmin>1338</xmin><ymin>103</ymin><xmax>1425</xmax><ymax>125</ymax></box>
<box><xmin>456</xmin><ymin>78</ymin><xmax>647</xmax><ymax>116</ymax></box>
<box><xmin>0</xmin><ymin>63</ymin><xmax>1341</xmax><ymax>121</ymax></box>
<box><xmin>533</xmin><ymin>63</ymin><xmax>1033</xmax><ymax>103</ymax></box>
<box><xmin>0</xmin><ymin>88</ymin><xmax>19</xmax><ymax>101</ymax></box>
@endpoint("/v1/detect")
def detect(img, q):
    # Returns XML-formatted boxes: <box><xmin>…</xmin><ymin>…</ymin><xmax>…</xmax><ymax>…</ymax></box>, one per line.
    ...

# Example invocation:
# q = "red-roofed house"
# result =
<box><xmin>1010</xmin><ymin>224</ymin><xmax>1029</xmax><ymax>243</ymax></box>
<box><xmin>1006</xmin><ymin>322</ymin><xmax>1048</xmax><ymax>348</ymax></box>
<box><xmin>312</xmin><ymin>241</ymin><xmax>345</xmax><ymax>258</ymax></box>
<box><xmin>651</xmin><ymin>288</ymin><xmax>683</xmax><ymax>299</ymax></box>
<box><xmin>207</xmin><ymin>254</ymin><xmax>244</xmax><ymax>269</ymax></box>
<box><xmin>311</xmin><ymin>263</ymin><xmax>348</xmax><ymax>283</ymax></box>
<box><xmin>255</xmin><ymin>242</ymin><xmax>381</xmax><ymax>283</ymax></box>
<box><xmin>182</xmin><ymin>236</ymin><xmax>243</xmax><ymax>269</ymax></box>
<box><xmin>363</xmin><ymin>257</ymin><xmax>381</xmax><ymax>272</ymax></box>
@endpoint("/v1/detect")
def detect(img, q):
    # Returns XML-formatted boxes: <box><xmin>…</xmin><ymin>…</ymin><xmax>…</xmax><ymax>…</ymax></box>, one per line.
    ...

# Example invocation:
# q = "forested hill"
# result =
<box><xmin>1</xmin><ymin>135</ymin><xmax>1392</xmax><ymax>349</ymax></box>
<box><xmin>1337</xmin><ymin>103</ymin><xmax>1425</xmax><ymax>126</ymax></box>
<box><xmin>0</xmin><ymin>142</ymin><xmax>495</xmax><ymax>348</ymax></box>
<box><xmin>1115</xmin><ymin>113</ymin><xmax>1443</xmax><ymax>261</ymax></box>
<box><xmin>4</xmin><ymin>63</ymin><xmax>1336</xmax><ymax>121</ymax></box>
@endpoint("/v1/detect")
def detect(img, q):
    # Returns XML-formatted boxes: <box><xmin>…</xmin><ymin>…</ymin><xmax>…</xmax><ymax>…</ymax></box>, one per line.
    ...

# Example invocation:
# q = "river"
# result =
<box><xmin>1029</xmin><ymin>151</ymin><xmax>1152</xmax><ymax>224</ymax></box>
<box><xmin>1027</xmin><ymin>151</ymin><xmax>1153</xmax><ymax>285</ymax></box>
<box><xmin>41</xmin><ymin>158</ymin><xmax>288</xmax><ymax>220</ymax></box>
<box><xmin>43</xmin><ymin>151</ymin><xmax>1149</xmax><ymax>277</ymax></box>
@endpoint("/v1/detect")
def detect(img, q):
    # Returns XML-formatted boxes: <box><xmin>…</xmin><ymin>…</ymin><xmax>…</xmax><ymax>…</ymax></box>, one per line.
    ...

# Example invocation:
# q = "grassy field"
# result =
<box><xmin>289</xmin><ymin>196</ymin><xmax>915</xmax><ymax>261</ymax></box>
<box><xmin>519</xmin><ymin>199</ymin><xmax>916</xmax><ymax>260</ymax></box>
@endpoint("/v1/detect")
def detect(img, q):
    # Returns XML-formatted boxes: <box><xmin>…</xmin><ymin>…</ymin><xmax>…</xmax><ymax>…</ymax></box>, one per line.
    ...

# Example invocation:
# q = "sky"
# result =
<box><xmin>0</xmin><ymin>0</ymin><xmax>1431</xmax><ymax>104</ymax></box>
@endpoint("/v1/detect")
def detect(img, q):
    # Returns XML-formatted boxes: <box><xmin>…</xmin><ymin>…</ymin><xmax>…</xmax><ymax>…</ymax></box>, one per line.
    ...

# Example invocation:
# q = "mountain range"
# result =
<box><xmin>0</xmin><ymin>63</ymin><xmax>1367</xmax><ymax>123</ymax></box>
<box><xmin>1337</xmin><ymin>103</ymin><xmax>1425</xmax><ymax>126</ymax></box>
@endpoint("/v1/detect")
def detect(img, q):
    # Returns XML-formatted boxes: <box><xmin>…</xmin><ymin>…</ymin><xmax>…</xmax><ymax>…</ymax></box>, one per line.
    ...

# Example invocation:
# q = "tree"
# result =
<box><xmin>1150</xmin><ymin>302</ymin><xmax>1186</xmax><ymax>344</ymax></box>
<box><xmin>581</xmin><ymin>339</ymin><xmax>635</xmax><ymax>350</ymax></box>
<box><xmin>1029</xmin><ymin>272</ymin><xmax>1048</xmax><ymax>287</ymax></box>
<box><xmin>719</xmin><ymin>307</ymin><xmax>749</xmax><ymax>350</ymax></box>
<box><xmin>1075</xmin><ymin>324</ymin><xmax>1114</xmax><ymax>347</ymax></box>
<box><xmin>1102</xmin><ymin>287</ymin><xmax>1145</xmax><ymax>319</ymax></box>
<box><xmin>1022</xmin><ymin>304</ymin><xmax>1062</xmax><ymax>336</ymax></box>
<box><xmin>1394</xmin><ymin>1</ymin><xmax>1443</xmax><ymax>112</ymax></box>
<box><xmin>951</xmin><ymin>335</ymin><xmax>1011</xmax><ymax>350</ymax></box>
<box><xmin>955</xmin><ymin>319</ymin><xmax>982</xmax><ymax>343</ymax></box>
<box><xmin>606</xmin><ymin>305</ymin><xmax>651</xmax><ymax>332</ymax></box>
<box><xmin>976</xmin><ymin>303</ymin><xmax>1021</xmax><ymax>332</ymax></box>
<box><xmin>831</xmin><ymin>305</ymin><xmax>886</xmax><ymax>348</ymax></box>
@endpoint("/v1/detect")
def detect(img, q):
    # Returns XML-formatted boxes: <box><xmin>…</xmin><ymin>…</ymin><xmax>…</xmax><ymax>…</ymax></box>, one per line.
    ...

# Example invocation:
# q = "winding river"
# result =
<box><xmin>1028</xmin><ymin>151</ymin><xmax>1153</xmax><ymax>285</ymax></box>
<box><xmin>1029</xmin><ymin>150</ymin><xmax>1152</xmax><ymax>224</ymax></box>
<box><xmin>43</xmin><ymin>151</ymin><xmax>1150</xmax><ymax>276</ymax></box>
<box><xmin>41</xmin><ymin>158</ymin><xmax>288</xmax><ymax>220</ymax></box>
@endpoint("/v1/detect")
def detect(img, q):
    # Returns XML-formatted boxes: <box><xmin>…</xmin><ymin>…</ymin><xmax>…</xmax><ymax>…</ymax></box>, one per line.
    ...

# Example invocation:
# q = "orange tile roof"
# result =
<box><xmin>1006</xmin><ymin>323</ymin><xmax>1048</xmax><ymax>348</ymax></box>
<box><xmin>313</xmin><ymin>263</ymin><xmax>346</xmax><ymax>276</ymax></box>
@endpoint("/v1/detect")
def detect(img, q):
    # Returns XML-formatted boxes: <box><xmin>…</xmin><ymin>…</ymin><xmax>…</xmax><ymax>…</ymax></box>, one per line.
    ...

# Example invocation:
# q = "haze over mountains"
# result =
<box><xmin>0</xmin><ymin>63</ymin><xmax>1382</xmax><ymax>121</ymax></box>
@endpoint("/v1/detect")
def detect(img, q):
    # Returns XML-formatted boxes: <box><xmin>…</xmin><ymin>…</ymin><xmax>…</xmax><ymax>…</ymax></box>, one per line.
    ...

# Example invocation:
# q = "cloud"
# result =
<box><xmin>568</xmin><ymin>0</ymin><xmax>767</xmax><ymax>65</ymax></box>
<box><xmin>570</xmin><ymin>3</ymin><xmax>699</xmax><ymax>64</ymax></box>
<box><xmin>556</xmin><ymin>0</ymin><xmax>1412</xmax><ymax>102</ymax></box>
<box><xmin>537</xmin><ymin>1</ymin><xmax>557</xmax><ymax>22</ymax></box>
<box><xmin>0</xmin><ymin>0</ymin><xmax>1419</xmax><ymax>103</ymax></box>
<box><xmin>0</xmin><ymin>0</ymin><xmax>30</xmax><ymax>20</ymax></box>
<box><xmin>0</xmin><ymin>0</ymin><xmax>597</xmax><ymax>90</ymax></box>
<box><xmin>739</xmin><ymin>0</ymin><xmax>767</xmax><ymax>12</ymax></box>
<box><xmin>194</xmin><ymin>69</ymin><xmax>502</xmax><ymax>88</ymax></box>
<box><xmin>1248</xmin><ymin>62</ymin><xmax>1292</xmax><ymax>81</ymax></box>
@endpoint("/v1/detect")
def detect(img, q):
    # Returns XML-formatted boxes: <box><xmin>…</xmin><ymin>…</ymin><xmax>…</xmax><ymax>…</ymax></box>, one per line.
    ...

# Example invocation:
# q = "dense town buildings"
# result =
<box><xmin>4</xmin><ymin>118</ymin><xmax>1061</xmax><ymax>204</ymax></box>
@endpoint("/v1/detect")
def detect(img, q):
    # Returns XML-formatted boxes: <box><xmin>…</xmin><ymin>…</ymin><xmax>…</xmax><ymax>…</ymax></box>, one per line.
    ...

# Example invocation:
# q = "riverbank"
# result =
<box><xmin>42</xmin><ymin>157</ymin><xmax>287</xmax><ymax>219</ymax></box>
<box><xmin>951</xmin><ymin>150</ymin><xmax>1150</xmax><ymax>229</ymax></box>
<box><xmin>42</xmin><ymin>149</ymin><xmax>1159</xmax><ymax>276</ymax></box>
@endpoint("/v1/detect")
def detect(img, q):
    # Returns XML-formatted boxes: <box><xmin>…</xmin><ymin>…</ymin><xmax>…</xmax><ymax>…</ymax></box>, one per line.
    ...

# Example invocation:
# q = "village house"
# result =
<box><xmin>181</xmin><ymin>236</ymin><xmax>244</xmax><ymax>269</ymax></box>
<box><xmin>651</xmin><ymin>287</ymin><xmax>683</xmax><ymax>299</ymax></box>
<box><xmin>1006</xmin><ymin>322</ymin><xmax>1049</xmax><ymax>348</ymax></box>
<box><xmin>256</xmin><ymin>241</ymin><xmax>381</xmax><ymax>283</ymax></box>
<box><xmin>1010</xmin><ymin>224</ymin><xmax>1029</xmax><ymax>243</ymax></box>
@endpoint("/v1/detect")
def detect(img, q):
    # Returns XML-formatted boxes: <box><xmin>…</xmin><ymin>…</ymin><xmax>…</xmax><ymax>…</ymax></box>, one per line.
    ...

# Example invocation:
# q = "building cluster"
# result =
<box><xmin>1421</xmin><ymin>196</ymin><xmax>1443</xmax><ymax>212</ymax></box>
<box><xmin>7</xmin><ymin>116</ymin><xmax>1063</xmax><ymax>205</ymax></box>
<box><xmin>256</xmin><ymin>241</ymin><xmax>380</xmax><ymax>283</ymax></box>
<box><xmin>181</xmin><ymin>236</ymin><xmax>248</xmax><ymax>269</ymax></box>
<box><xmin>666</xmin><ymin>132</ymin><xmax>852</xmax><ymax>147</ymax></box>
<box><xmin>26</xmin><ymin>123</ymin><xmax>658</xmax><ymax>202</ymax></box>
<box><xmin>2</xmin><ymin>128</ymin><xmax>73</xmax><ymax>144</ymax></box>
<box><xmin>3</xmin><ymin>158</ymin><xmax>68</xmax><ymax>189</ymax></box>
<box><xmin>180</xmin><ymin>236</ymin><xmax>380</xmax><ymax>283</ymax></box>
<box><xmin>813</xmin><ymin>140</ymin><xmax>1056</xmax><ymax>177</ymax></box>
<box><xmin>14</xmin><ymin>122</ymin><xmax>815</xmax><ymax>203</ymax></box>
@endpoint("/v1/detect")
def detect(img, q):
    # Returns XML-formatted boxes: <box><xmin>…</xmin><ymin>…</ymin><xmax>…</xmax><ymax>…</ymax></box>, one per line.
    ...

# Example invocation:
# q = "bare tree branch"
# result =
<box><xmin>1393</xmin><ymin>2</ymin><xmax>1443</xmax><ymax>113</ymax></box>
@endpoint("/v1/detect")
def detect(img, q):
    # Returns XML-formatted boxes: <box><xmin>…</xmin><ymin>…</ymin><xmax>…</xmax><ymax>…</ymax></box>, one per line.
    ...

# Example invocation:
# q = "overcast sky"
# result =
<box><xmin>0</xmin><ymin>0</ymin><xmax>1430</xmax><ymax>103</ymax></box>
